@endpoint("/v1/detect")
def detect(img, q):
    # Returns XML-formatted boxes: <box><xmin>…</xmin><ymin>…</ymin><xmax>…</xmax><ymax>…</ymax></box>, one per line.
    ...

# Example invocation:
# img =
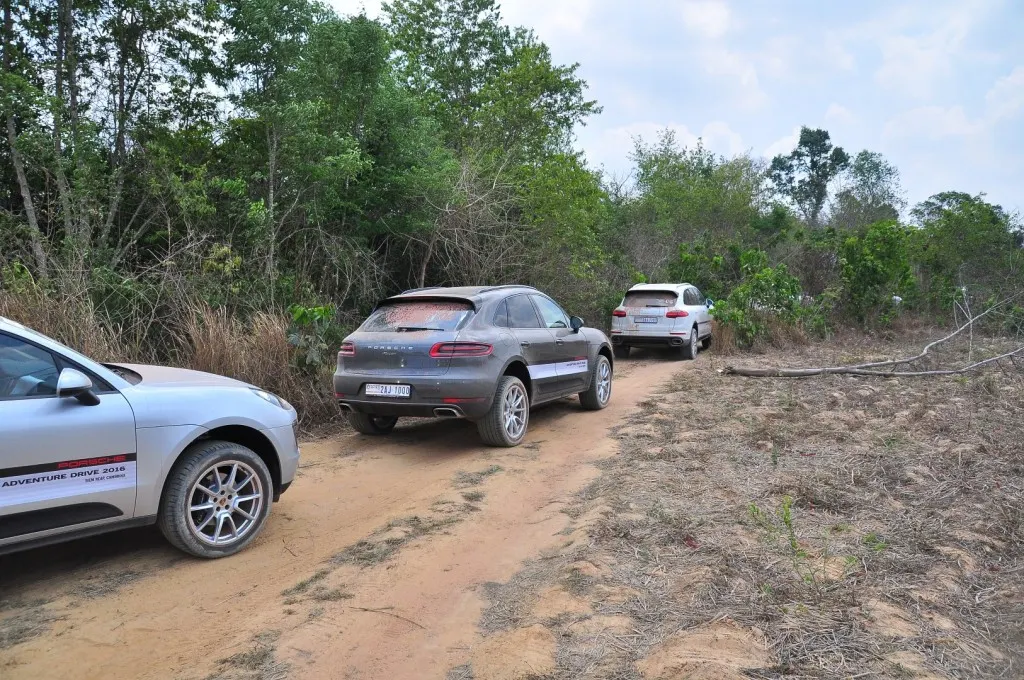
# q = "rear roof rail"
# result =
<box><xmin>478</xmin><ymin>284</ymin><xmax>538</xmax><ymax>293</ymax></box>
<box><xmin>400</xmin><ymin>286</ymin><xmax>445</xmax><ymax>294</ymax></box>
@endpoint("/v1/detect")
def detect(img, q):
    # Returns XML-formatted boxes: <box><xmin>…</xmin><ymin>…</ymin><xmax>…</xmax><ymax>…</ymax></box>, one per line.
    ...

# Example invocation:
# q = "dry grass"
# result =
<box><xmin>0</xmin><ymin>286</ymin><xmax>337</xmax><ymax>424</ymax></box>
<box><xmin>463</xmin><ymin>334</ymin><xmax>1024</xmax><ymax>679</ymax></box>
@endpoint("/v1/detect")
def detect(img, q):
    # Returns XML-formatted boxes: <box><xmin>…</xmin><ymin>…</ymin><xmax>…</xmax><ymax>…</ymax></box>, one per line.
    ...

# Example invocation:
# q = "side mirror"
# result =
<box><xmin>569</xmin><ymin>316</ymin><xmax>585</xmax><ymax>332</ymax></box>
<box><xmin>57</xmin><ymin>368</ymin><xmax>99</xmax><ymax>406</ymax></box>
<box><xmin>706</xmin><ymin>299</ymin><xmax>714</xmax><ymax>308</ymax></box>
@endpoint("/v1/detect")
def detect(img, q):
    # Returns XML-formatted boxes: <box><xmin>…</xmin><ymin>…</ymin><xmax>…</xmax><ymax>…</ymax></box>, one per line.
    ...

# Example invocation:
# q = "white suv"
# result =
<box><xmin>609</xmin><ymin>283</ymin><xmax>714</xmax><ymax>360</ymax></box>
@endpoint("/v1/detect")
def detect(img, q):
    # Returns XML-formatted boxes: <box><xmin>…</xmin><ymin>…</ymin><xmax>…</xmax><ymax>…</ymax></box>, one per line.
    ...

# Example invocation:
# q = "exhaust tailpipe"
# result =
<box><xmin>433</xmin><ymin>407</ymin><xmax>461</xmax><ymax>418</ymax></box>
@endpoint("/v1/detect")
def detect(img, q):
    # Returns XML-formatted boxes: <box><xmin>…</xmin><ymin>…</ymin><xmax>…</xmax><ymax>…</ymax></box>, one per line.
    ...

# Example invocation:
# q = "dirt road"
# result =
<box><xmin>0</xmin><ymin>352</ymin><xmax>680</xmax><ymax>680</ymax></box>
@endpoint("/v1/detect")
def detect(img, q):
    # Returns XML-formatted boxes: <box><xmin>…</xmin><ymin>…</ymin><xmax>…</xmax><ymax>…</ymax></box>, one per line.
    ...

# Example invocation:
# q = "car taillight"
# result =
<box><xmin>429</xmin><ymin>342</ymin><xmax>493</xmax><ymax>358</ymax></box>
<box><xmin>666</xmin><ymin>310</ymin><xmax>689</xmax><ymax>318</ymax></box>
<box><xmin>339</xmin><ymin>342</ymin><xmax>356</xmax><ymax>357</ymax></box>
<box><xmin>612</xmin><ymin>309</ymin><xmax>627</xmax><ymax>317</ymax></box>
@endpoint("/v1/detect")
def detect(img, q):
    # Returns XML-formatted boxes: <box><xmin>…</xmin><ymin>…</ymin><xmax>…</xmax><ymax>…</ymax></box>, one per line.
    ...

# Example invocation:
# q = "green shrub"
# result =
<box><xmin>712</xmin><ymin>250</ymin><xmax>826</xmax><ymax>348</ymax></box>
<box><xmin>839</xmin><ymin>220</ymin><xmax>916</xmax><ymax>325</ymax></box>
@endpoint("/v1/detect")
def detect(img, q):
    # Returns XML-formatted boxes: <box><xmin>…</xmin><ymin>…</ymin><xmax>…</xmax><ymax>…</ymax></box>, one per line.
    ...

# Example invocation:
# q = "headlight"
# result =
<box><xmin>251</xmin><ymin>388</ymin><xmax>286</xmax><ymax>409</ymax></box>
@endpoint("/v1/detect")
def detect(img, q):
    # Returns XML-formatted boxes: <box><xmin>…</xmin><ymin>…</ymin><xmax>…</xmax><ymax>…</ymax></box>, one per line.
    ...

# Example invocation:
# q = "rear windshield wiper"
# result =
<box><xmin>395</xmin><ymin>326</ymin><xmax>444</xmax><ymax>332</ymax></box>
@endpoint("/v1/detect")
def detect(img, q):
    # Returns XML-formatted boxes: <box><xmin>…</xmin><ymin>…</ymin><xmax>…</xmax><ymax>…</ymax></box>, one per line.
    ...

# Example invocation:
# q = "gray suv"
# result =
<box><xmin>0</xmin><ymin>316</ymin><xmax>299</xmax><ymax>558</ymax></box>
<box><xmin>334</xmin><ymin>286</ymin><xmax>614</xmax><ymax>447</ymax></box>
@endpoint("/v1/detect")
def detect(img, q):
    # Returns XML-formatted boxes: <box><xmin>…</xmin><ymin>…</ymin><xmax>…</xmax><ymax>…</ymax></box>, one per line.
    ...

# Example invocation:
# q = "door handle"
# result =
<box><xmin>555</xmin><ymin>339</ymin><xmax>564</xmax><ymax>345</ymax></box>
<box><xmin>520</xmin><ymin>341</ymin><xmax>531</xmax><ymax>348</ymax></box>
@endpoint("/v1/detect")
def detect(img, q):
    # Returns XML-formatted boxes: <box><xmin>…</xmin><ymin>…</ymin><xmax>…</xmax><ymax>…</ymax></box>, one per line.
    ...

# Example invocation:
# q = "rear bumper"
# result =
<box><xmin>333</xmin><ymin>373</ymin><xmax>495</xmax><ymax>419</ymax></box>
<box><xmin>610</xmin><ymin>333</ymin><xmax>687</xmax><ymax>347</ymax></box>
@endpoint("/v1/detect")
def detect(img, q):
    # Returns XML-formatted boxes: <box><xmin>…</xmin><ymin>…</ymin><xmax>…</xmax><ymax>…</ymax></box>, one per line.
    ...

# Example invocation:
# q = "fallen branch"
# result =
<box><xmin>722</xmin><ymin>346</ymin><xmax>1024</xmax><ymax>378</ymax></box>
<box><xmin>722</xmin><ymin>300</ymin><xmax>1024</xmax><ymax>378</ymax></box>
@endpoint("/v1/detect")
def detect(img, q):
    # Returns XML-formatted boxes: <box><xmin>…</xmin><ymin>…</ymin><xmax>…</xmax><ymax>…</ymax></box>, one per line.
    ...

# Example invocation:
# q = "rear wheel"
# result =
<box><xmin>478</xmin><ymin>375</ymin><xmax>529</xmax><ymax>447</ymax></box>
<box><xmin>613</xmin><ymin>345</ymin><xmax>630</xmax><ymax>359</ymax></box>
<box><xmin>158</xmin><ymin>440</ymin><xmax>273</xmax><ymax>558</ymax></box>
<box><xmin>579</xmin><ymin>355</ymin><xmax>612</xmax><ymax>410</ymax></box>
<box><xmin>681</xmin><ymin>327</ymin><xmax>698</xmax><ymax>360</ymax></box>
<box><xmin>348</xmin><ymin>412</ymin><xmax>398</xmax><ymax>435</ymax></box>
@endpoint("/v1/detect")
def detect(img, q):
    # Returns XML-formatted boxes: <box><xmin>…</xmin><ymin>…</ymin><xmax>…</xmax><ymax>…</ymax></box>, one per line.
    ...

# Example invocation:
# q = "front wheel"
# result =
<box><xmin>579</xmin><ymin>355</ymin><xmax>612</xmax><ymax>410</ymax></box>
<box><xmin>478</xmin><ymin>375</ymin><xmax>529</xmax><ymax>447</ymax></box>
<box><xmin>701</xmin><ymin>334</ymin><xmax>712</xmax><ymax>350</ymax></box>
<box><xmin>681</xmin><ymin>327</ymin><xmax>698</xmax><ymax>360</ymax></box>
<box><xmin>348</xmin><ymin>412</ymin><xmax>398</xmax><ymax>435</ymax></box>
<box><xmin>158</xmin><ymin>440</ymin><xmax>273</xmax><ymax>558</ymax></box>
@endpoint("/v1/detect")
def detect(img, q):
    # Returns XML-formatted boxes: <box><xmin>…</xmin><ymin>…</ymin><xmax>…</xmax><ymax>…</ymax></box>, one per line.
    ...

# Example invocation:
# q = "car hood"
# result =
<box><xmin>116</xmin><ymin>363</ymin><xmax>254</xmax><ymax>389</ymax></box>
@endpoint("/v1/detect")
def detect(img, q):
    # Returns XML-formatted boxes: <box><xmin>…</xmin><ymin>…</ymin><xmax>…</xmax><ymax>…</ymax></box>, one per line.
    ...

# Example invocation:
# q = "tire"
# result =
<box><xmin>681</xmin><ymin>327</ymin><xmax>698</xmax><ymax>360</ymax></box>
<box><xmin>477</xmin><ymin>375</ymin><xmax>529</xmax><ymax>447</ymax></box>
<box><xmin>158</xmin><ymin>440</ymin><xmax>273</xmax><ymax>558</ymax></box>
<box><xmin>613</xmin><ymin>345</ymin><xmax>630</xmax><ymax>360</ymax></box>
<box><xmin>348</xmin><ymin>412</ymin><xmax>398</xmax><ymax>435</ymax></box>
<box><xmin>579</xmin><ymin>355</ymin><xmax>613</xmax><ymax>410</ymax></box>
<box><xmin>701</xmin><ymin>334</ymin><xmax>712</xmax><ymax>350</ymax></box>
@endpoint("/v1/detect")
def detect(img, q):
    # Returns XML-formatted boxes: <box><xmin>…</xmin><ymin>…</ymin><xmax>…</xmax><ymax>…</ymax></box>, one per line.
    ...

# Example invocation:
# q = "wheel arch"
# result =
<box><xmin>162</xmin><ymin>425</ymin><xmax>283</xmax><ymax>508</ymax></box>
<box><xmin>501</xmin><ymin>358</ymin><xmax>534</xmax><ymax>402</ymax></box>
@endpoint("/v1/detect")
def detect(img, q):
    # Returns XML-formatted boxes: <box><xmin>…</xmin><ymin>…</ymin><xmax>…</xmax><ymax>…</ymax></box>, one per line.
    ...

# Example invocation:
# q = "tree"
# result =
<box><xmin>769</xmin><ymin>127</ymin><xmax>849</xmax><ymax>228</ymax></box>
<box><xmin>383</xmin><ymin>0</ymin><xmax>597</xmax><ymax>160</ymax></box>
<box><xmin>831</xmin><ymin>150</ymin><xmax>904</xmax><ymax>230</ymax></box>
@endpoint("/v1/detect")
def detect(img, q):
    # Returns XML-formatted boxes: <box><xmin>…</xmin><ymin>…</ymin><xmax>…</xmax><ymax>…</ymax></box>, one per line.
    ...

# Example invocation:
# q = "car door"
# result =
<box><xmin>690</xmin><ymin>286</ymin><xmax>712</xmax><ymax>337</ymax></box>
<box><xmin>0</xmin><ymin>331</ymin><xmax>138</xmax><ymax>546</ymax></box>
<box><xmin>530</xmin><ymin>294</ymin><xmax>589</xmax><ymax>393</ymax></box>
<box><xmin>681</xmin><ymin>287</ymin><xmax>705</xmax><ymax>337</ymax></box>
<box><xmin>503</xmin><ymin>294</ymin><xmax>561</xmax><ymax>399</ymax></box>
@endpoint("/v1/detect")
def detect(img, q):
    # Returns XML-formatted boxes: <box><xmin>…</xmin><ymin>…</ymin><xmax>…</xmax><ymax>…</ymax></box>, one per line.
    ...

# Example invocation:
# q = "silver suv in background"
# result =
<box><xmin>334</xmin><ymin>285</ymin><xmax>614</xmax><ymax>447</ymax></box>
<box><xmin>0</xmin><ymin>316</ymin><xmax>299</xmax><ymax>558</ymax></box>
<box><xmin>610</xmin><ymin>283</ymin><xmax>714</xmax><ymax>359</ymax></box>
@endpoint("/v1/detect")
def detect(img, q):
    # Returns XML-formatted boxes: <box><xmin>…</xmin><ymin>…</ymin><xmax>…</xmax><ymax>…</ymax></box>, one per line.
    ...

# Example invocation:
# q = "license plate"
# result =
<box><xmin>365</xmin><ymin>383</ymin><xmax>411</xmax><ymax>398</ymax></box>
<box><xmin>634</xmin><ymin>316</ymin><xmax>659</xmax><ymax>324</ymax></box>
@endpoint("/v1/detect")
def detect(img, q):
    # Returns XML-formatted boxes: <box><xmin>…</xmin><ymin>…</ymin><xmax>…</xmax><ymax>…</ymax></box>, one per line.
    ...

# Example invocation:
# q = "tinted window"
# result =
<box><xmin>0</xmin><ymin>334</ymin><xmax>60</xmax><ymax>399</ymax></box>
<box><xmin>506</xmin><ymin>295</ymin><xmax>542</xmax><ymax>329</ymax></box>
<box><xmin>623</xmin><ymin>290</ymin><xmax>678</xmax><ymax>308</ymax></box>
<box><xmin>692</xmin><ymin>287</ymin><xmax>706</xmax><ymax>304</ymax></box>
<box><xmin>492</xmin><ymin>299</ymin><xmax>510</xmax><ymax>328</ymax></box>
<box><xmin>531</xmin><ymin>295</ymin><xmax>569</xmax><ymax>329</ymax></box>
<box><xmin>682</xmin><ymin>288</ymin><xmax>699</xmax><ymax>305</ymax></box>
<box><xmin>362</xmin><ymin>300</ymin><xmax>473</xmax><ymax>332</ymax></box>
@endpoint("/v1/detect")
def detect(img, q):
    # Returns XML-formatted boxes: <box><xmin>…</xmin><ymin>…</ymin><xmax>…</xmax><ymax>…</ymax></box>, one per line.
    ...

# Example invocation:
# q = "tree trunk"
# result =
<box><xmin>265</xmin><ymin>122</ymin><xmax>278</xmax><ymax>280</ymax></box>
<box><xmin>3</xmin><ymin>0</ymin><xmax>48</xmax><ymax>278</ymax></box>
<box><xmin>52</xmin><ymin>0</ymin><xmax>76</xmax><ymax>243</ymax></box>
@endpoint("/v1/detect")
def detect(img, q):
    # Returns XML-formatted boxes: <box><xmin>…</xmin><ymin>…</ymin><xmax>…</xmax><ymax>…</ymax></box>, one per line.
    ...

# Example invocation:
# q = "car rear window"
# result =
<box><xmin>362</xmin><ymin>300</ymin><xmax>474</xmax><ymax>332</ymax></box>
<box><xmin>623</xmin><ymin>291</ymin><xmax>678</xmax><ymax>308</ymax></box>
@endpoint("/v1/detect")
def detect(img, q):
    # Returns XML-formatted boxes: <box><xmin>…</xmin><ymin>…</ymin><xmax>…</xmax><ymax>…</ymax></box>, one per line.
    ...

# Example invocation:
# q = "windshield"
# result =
<box><xmin>361</xmin><ymin>300</ymin><xmax>474</xmax><ymax>332</ymax></box>
<box><xmin>623</xmin><ymin>291</ymin><xmax>678</xmax><ymax>308</ymax></box>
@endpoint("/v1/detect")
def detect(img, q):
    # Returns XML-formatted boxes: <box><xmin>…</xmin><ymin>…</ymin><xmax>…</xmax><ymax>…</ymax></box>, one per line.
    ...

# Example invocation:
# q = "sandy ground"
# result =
<box><xmin>0</xmin><ymin>350</ymin><xmax>682</xmax><ymax>680</ymax></box>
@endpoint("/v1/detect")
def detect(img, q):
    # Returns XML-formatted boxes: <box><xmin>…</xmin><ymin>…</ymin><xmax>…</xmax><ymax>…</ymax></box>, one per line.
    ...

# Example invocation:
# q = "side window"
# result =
<box><xmin>0</xmin><ymin>333</ymin><xmax>60</xmax><ymax>399</ymax></box>
<box><xmin>682</xmin><ymin>288</ymin><xmax>699</xmax><ymax>306</ymax></box>
<box><xmin>531</xmin><ymin>295</ymin><xmax>569</xmax><ymax>329</ymax></box>
<box><xmin>492</xmin><ymin>299</ymin><xmax>510</xmax><ymax>328</ymax></box>
<box><xmin>692</xmin><ymin>287</ymin><xmax>705</xmax><ymax>305</ymax></box>
<box><xmin>506</xmin><ymin>295</ymin><xmax>542</xmax><ymax>329</ymax></box>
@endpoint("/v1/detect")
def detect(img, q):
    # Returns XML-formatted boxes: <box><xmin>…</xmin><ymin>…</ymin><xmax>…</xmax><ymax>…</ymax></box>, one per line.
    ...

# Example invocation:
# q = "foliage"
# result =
<box><xmin>769</xmin><ymin>127</ymin><xmax>850</xmax><ymax>228</ymax></box>
<box><xmin>839</xmin><ymin>220</ymin><xmax>916</xmax><ymax>325</ymax></box>
<box><xmin>711</xmin><ymin>250</ymin><xmax>825</xmax><ymax>348</ymax></box>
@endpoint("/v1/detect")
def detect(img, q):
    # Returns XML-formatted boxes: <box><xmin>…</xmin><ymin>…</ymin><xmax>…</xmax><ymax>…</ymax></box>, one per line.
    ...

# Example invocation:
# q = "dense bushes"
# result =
<box><xmin>2</xmin><ymin>1</ymin><xmax>1022</xmax><ymax>420</ymax></box>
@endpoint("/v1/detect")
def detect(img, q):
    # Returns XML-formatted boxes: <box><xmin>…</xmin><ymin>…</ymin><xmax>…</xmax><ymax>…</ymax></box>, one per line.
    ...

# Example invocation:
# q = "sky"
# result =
<box><xmin>329</xmin><ymin>0</ymin><xmax>1024</xmax><ymax>214</ymax></box>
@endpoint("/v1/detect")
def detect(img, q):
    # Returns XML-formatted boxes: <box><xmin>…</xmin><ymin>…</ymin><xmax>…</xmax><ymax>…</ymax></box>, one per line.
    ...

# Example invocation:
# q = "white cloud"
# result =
<box><xmin>763</xmin><ymin>126</ymin><xmax>800</xmax><ymax>159</ymax></box>
<box><xmin>883</xmin><ymin>106</ymin><xmax>985</xmax><ymax>140</ymax></box>
<box><xmin>679</xmin><ymin>0</ymin><xmax>731</xmax><ymax>39</ymax></box>
<box><xmin>985</xmin><ymin>66</ymin><xmax>1024</xmax><ymax>121</ymax></box>
<box><xmin>500</xmin><ymin>0</ymin><xmax>595</xmax><ymax>38</ymax></box>
<box><xmin>824</xmin><ymin>103</ymin><xmax>856</xmax><ymax>126</ymax></box>
<box><xmin>872</xmin><ymin>2</ymin><xmax>987</xmax><ymax>98</ymax></box>
<box><xmin>699</xmin><ymin>46</ymin><xmax>768</xmax><ymax>109</ymax></box>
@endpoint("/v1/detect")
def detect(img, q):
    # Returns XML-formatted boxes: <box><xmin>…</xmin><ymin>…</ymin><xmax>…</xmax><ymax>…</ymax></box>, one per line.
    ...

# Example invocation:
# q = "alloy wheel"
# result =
<box><xmin>187</xmin><ymin>460</ymin><xmax>265</xmax><ymax>547</ymax></box>
<box><xmin>502</xmin><ymin>383</ymin><xmax>528</xmax><ymax>440</ymax></box>
<box><xmin>596</xmin><ymin>359</ymin><xmax>612</xmax><ymax>405</ymax></box>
